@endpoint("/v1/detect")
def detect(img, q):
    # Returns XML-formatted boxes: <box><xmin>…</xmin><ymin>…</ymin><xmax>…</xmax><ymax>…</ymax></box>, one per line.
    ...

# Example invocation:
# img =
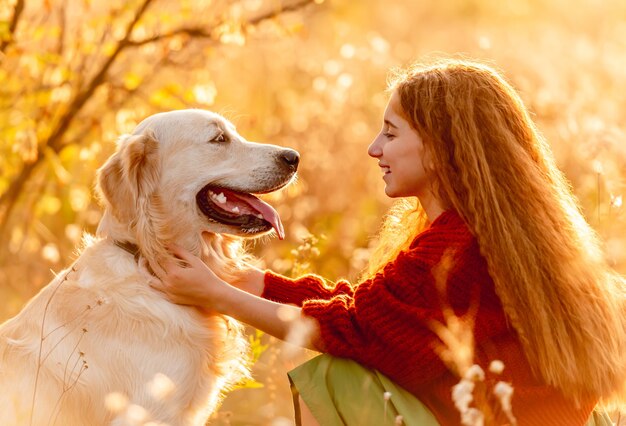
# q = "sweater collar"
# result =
<box><xmin>428</xmin><ymin>209</ymin><xmax>463</xmax><ymax>228</ymax></box>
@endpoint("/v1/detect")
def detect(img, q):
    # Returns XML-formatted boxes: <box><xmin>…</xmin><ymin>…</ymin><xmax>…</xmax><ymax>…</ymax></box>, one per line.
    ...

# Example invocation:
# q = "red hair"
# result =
<box><xmin>369</xmin><ymin>59</ymin><xmax>626</xmax><ymax>404</ymax></box>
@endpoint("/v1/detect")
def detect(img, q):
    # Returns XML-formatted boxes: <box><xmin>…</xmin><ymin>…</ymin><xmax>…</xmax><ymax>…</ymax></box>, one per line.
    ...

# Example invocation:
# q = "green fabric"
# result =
<box><xmin>288</xmin><ymin>354</ymin><xmax>615</xmax><ymax>426</ymax></box>
<box><xmin>288</xmin><ymin>354</ymin><xmax>439</xmax><ymax>426</ymax></box>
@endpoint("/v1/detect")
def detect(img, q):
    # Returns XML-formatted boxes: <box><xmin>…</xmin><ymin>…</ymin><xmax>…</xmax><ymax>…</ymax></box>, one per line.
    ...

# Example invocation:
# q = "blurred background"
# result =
<box><xmin>1</xmin><ymin>0</ymin><xmax>625</xmax><ymax>424</ymax></box>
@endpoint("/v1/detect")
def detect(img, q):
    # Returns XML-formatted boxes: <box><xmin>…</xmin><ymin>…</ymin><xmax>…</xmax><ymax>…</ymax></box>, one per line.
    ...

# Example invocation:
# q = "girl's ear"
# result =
<box><xmin>96</xmin><ymin>132</ymin><xmax>160</xmax><ymax>223</ymax></box>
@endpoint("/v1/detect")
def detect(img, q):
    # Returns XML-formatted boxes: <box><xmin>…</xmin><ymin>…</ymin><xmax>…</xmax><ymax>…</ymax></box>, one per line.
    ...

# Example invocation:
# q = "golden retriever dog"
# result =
<box><xmin>0</xmin><ymin>109</ymin><xmax>299</xmax><ymax>425</ymax></box>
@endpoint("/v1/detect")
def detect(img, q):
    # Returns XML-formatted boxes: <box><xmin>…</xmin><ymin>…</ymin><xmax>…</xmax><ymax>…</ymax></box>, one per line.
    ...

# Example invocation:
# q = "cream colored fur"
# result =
<box><xmin>0</xmin><ymin>109</ymin><xmax>297</xmax><ymax>425</ymax></box>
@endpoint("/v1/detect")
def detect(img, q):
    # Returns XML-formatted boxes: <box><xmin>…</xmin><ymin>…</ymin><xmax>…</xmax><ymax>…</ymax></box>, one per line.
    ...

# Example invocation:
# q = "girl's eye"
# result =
<box><xmin>383</xmin><ymin>132</ymin><xmax>395</xmax><ymax>139</ymax></box>
<box><xmin>211</xmin><ymin>133</ymin><xmax>227</xmax><ymax>143</ymax></box>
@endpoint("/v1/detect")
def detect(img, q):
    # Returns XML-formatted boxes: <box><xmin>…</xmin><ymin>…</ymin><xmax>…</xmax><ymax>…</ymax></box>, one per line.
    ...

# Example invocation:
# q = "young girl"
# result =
<box><xmin>151</xmin><ymin>59</ymin><xmax>625</xmax><ymax>425</ymax></box>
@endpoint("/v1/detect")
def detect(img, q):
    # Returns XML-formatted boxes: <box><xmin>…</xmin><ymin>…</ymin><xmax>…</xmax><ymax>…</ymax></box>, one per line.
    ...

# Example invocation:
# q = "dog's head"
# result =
<box><xmin>95</xmin><ymin>109</ymin><xmax>298</xmax><ymax>267</ymax></box>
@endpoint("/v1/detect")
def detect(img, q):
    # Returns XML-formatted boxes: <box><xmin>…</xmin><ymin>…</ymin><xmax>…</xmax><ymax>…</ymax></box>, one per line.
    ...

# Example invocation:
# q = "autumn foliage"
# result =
<box><xmin>1</xmin><ymin>0</ymin><xmax>626</xmax><ymax>423</ymax></box>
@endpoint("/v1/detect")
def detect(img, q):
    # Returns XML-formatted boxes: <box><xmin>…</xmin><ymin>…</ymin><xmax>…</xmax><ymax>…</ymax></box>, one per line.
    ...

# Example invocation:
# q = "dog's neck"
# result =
<box><xmin>113</xmin><ymin>240</ymin><xmax>141</xmax><ymax>259</ymax></box>
<box><xmin>96</xmin><ymin>211</ymin><xmax>137</xmax><ymax>244</ymax></box>
<box><xmin>97</xmin><ymin>210</ymin><xmax>242</xmax><ymax>281</ymax></box>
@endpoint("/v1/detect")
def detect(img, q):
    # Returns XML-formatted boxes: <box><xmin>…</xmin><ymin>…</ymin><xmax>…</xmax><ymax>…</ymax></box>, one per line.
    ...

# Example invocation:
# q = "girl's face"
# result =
<box><xmin>368</xmin><ymin>91</ymin><xmax>433</xmax><ymax>199</ymax></box>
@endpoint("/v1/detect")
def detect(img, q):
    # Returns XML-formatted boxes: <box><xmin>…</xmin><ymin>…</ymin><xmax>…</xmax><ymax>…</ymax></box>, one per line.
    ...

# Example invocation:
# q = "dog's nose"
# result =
<box><xmin>281</xmin><ymin>149</ymin><xmax>300</xmax><ymax>168</ymax></box>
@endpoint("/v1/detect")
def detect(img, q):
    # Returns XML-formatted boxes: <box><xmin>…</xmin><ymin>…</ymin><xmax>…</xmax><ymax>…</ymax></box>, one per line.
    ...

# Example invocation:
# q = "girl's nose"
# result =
<box><xmin>368</xmin><ymin>136</ymin><xmax>383</xmax><ymax>158</ymax></box>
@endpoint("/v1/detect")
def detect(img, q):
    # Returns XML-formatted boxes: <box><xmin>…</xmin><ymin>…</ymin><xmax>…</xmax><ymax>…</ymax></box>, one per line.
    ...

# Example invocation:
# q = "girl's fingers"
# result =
<box><xmin>167</xmin><ymin>243</ymin><xmax>195</xmax><ymax>262</ymax></box>
<box><xmin>148</xmin><ymin>276</ymin><xmax>177</xmax><ymax>298</ymax></box>
<box><xmin>148</xmin><ymin>277</ymin><xmax>165</xmax><ymax>292</ymax></box>
<box><xmin>156</xmin><ymin>257</ymin><xmax>178</xmax><ymax>277</ymax></box>
<box><xmin>151</xmin><ymin>262</ymin><xmax>167</xmax><ymax>279</ymax></box>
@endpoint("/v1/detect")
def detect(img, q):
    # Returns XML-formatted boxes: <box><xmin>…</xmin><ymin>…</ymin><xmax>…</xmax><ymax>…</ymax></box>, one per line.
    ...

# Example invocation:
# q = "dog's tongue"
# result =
<box><xmin>224</xmin><ymin>190</ymin><xmax>285</xmax><ymax>240</ymax></box>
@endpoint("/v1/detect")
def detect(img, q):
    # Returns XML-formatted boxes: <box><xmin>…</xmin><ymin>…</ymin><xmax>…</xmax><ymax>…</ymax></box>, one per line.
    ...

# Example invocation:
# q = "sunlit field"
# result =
<box><xmin>1</xmin><ymin>0</ymin><xmax>625</xmax><ymax>424</ymax></box>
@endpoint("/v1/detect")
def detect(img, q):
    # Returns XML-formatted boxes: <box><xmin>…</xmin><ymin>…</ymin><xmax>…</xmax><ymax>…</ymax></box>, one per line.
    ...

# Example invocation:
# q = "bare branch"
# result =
<box><xmin>0</xmin><ymin>0</ymin><xmax>156</xmax><ymax>241</ymax></box>
<box><xmin>55</xmin><ymin>1</ymin><xmax>67</xmax><ymax>56</ymax></box>
<box><xmin>0</xmin><ymin>0</ymin><xmax>318</xmax><ymax>250</ymax></box>
<box><xmin>248</xmin><ymin>0</ymin><xmax>317</xmax><ymax>25</ymax></box>
<box><xmin>0</xmin><ymin>161</ymin><xmax>38</xmax><ymax>250</ymax></box>
<box><xmin>47</xmin><ymin>0</ymin><xmax>155</xmax><ymax>152</ymax></box>
<box><xmin>126</xmin><ymin>27</ymin><xmax>212</xmax><ymax>47</ymax></box>
<box><xmin>126</xmin><ymin>0</ymin><xmax>317</xmax><ymax>47</ymax></box>
<box><xmin>0</xmin><ymin>0</ymin><xmax>25</xmax><ymax>54</ymax></box>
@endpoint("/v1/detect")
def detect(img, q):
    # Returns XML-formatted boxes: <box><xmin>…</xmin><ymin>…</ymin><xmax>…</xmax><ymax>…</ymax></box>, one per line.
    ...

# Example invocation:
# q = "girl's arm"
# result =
<box><xmin>229</xmin><ymin>264</ymin><xmax>265</xmax><ymax>296</ymax></box>
<box><xmin>151</xmin><ymin>244</ymin><xmax>324</xmax><ymax>351</ymax></box>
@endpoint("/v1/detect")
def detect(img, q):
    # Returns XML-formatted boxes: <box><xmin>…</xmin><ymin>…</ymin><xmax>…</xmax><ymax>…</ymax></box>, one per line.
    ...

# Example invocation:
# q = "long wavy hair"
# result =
<box><xmin>368</xmin><ymin>59</ymin><xmax>626</xmax><ymax>403</ymax></box>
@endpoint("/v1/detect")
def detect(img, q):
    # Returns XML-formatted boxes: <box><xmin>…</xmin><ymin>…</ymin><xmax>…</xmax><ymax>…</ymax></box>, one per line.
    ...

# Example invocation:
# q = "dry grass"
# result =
<box><xmin>2</xmin><ymin>0</ymin><xmax>626</xmax><ymax>424</ymax></box>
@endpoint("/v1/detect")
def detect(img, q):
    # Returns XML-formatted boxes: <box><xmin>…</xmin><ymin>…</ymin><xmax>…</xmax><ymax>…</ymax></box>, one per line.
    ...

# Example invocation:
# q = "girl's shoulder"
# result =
<box><xmin>409</xmin><ymin>210</ymin><xmax>473</xmax><ymax>250</ymax></box>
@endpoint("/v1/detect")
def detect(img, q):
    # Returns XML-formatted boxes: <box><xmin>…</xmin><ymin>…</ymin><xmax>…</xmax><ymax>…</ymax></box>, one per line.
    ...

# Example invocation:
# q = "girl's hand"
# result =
<box><xmin>151</xmin><ymin>244</ymin><xmax>226</xmax><ymax>308</ymax></box>
<box><xmin>151</xmin><ymin>244</ymin><xmax>322</xmax><ymax>351</ymax></box>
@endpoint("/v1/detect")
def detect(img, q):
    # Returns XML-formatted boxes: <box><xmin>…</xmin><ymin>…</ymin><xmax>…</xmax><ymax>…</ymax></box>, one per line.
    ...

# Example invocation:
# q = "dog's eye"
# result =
<box><xmin>211</xmin><ymin>133</ymin><xmax>227</xmax><ymax>143</ymax></box>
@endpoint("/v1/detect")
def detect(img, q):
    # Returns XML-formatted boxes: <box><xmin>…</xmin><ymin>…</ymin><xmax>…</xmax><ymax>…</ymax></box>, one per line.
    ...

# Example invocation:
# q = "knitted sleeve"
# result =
<box><xmin>262</xmin><ymin>270</ymin><xmax>355</xmax><ymax>307</ymax></box>
<box><xmin>263</xmin><ymin>212</ymin><xmax>504</xmax><ymax>387</ymax></box>
<box><xmin>301</xmin><ymin>246</ymin><xmax>453</xmax><ymax>385</ymax></box>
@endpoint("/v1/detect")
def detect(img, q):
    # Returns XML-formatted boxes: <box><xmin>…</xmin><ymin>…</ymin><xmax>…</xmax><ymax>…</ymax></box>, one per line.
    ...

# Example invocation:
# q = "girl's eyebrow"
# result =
<box><xmin>384</xmin><ymin>119</ymin><xmax>398</xmax><ymax>129</ymax></box>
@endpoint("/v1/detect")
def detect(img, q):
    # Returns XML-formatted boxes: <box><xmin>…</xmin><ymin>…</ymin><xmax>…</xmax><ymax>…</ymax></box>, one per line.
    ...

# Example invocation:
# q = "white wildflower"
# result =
<box><xmin>383</xmin><ymin>391</ymin><xmax>392</xmax><ymax>401</ymax></box>
<box><xmin>104</xmin><ymin>391</ymin><xmax>128</xmax><ymax>413</ymax></box>
<box><xmin>276</xmin><ymin>305</ymin><xmax>299</xmax><ymax>321</ymax></box>
<box><xmin>489</xmin><ymin>360</ymin><xmax>505</xmax><ymax>374</ymax></box>
<box><xmin>148</xmin><ymin>372</ymin><xmax>176</xmax><ymax>400</ymax></box>
<box><xmin>461</xmin><ymin>407</ymin><xmax>484</xmax><ymax>426</ymax></box>
<box><xmin>125</xmin><ymin>404</ymin><xmax>148</xmax><ymax>423</ymax></box>
<box><xmin>453</xmin><ymin>368</ymin><xmax>490</xmax><ymax>426</ymax></box>
<box><xmin>452</xmin><ymin>378</ymin><xmax>474</xmax><ymax>413</ymax></box>
<box><xmin>493</xmin><ymin>381</ymin><xmax>516</xmax><ymax>423</ymax></box>
<box><xmin>592</xmin><ymin>160</ymin><xmax>604</xmax><ymax>174</ymax></box>
<box><xmin>464</xmin><ymin>364</ymin><xmax>485</xmax><ymax>382</ymax></box>
<box><xmin>270</xmin><ymin>418</ymin><xmax>293</xmax><ymax>426</ymax></box>
<box><xmin>611</xmin><ymin>194</ymin><xmax>622</xmax><ymax>208</ymax></box>
<box><xmin>282</xmin><ymin>316</ymin><xmax>317</xmax><ymax>359</ymax></box>
<box><xmin>395</xmin><ymin>415</ymin><xmax>404</xmax><ymax>425</ymax></box>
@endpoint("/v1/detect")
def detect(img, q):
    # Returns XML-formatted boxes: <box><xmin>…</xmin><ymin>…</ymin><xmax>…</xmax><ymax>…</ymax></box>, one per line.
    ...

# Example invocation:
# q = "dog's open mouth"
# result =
<box><xmin>196</xmin><ymin>184</ymin><xmax>285</xmax><ymax>239</ymax></box>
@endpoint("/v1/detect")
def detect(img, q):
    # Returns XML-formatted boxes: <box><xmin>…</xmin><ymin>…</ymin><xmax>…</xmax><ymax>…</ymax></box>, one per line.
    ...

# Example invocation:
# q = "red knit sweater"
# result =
<box><xmin>262</xmin><ymin>210</ymin><xmax>597</xmax><ymax>425</ymax></box>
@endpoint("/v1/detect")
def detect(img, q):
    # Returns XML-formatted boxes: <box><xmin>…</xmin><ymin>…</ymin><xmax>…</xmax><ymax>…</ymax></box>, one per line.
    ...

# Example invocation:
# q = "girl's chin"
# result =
<box><xmin>384</xmin><ymin>187</ymin><xmax>399</xmax><ymax>198</ymax></box>
<box><xmin>384</xmin><ymin>186</ymin><xmax>419</xmax><ymax>199</ymax></box>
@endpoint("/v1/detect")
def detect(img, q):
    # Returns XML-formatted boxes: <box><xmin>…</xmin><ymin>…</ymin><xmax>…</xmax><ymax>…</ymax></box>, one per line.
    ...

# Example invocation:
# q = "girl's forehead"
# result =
<box><xmin>384</xmin><ymin>93</ymin><xmax>400</xmax><ymax>114</ymax></box>
<box><xmin>384</xmin><ymin>92</ymin><xmax>410</xmax><ymax>127</ymax></box>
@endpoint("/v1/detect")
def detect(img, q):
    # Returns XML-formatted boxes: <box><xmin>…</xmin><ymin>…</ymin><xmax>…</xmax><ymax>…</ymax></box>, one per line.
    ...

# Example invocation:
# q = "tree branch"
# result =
<box><xmin>0</xmin><ymin>161</ymin><xmax>38</xmax><ymax>251</ymax></box>
<box><xmin>248</xmin><ymin>0</ymin><xmax>317</xmax><ymax>25</ymax></box>
<box><xmin>0</xmin><ymin>0</ymin><xmax>155</xmax><ymax>240</ymax></box>
<box><xmin>0</xmin><ymin>0</ymin><xmax>25</xmax><ymax>54</ymax></box>
<box><xmin>48</xmin><ymin>0</ymin><xmax>155</xmax><ymax>152</ymax></box>
<box><xmin>0</xmin><ymin>0</ymin><xmax>318</xmax><ymax>248</ymax></box>
<box><xmin>55</xmin><ymin>1</ymin><xmax>67</xmax><ymax>56</ymax></box>
<box><xmin>126</xmin><ymin>0</ymin><xmax>317</xmax><ymax>47</ymax></box>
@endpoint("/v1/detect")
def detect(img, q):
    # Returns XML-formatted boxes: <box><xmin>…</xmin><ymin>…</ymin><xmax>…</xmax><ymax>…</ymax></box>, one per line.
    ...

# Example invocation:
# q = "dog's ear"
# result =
<box><xmin>96</xmin><ymin>144</ymin><xmax>133</xmax><ymax>223</ymax></box>
<box><xmin>119</xmin><ymin>131</ymin><xmax>161</xmax><ymax>202</ymax></box>
<box><xmin>96</xmin><ymin>132</ymin><xmax>160</xmax><ymax>222</ymax></box>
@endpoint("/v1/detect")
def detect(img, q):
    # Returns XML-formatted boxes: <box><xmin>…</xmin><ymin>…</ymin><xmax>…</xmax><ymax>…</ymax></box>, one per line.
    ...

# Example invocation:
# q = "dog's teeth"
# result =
<box><xmin>231</xmin><ymin>206</ymin><xmax>240</xmax><ymax>213</ymax></box>
<box><xmin>209</xmin><ymin>191</ymin><xmax>227</xmax><ymax>204</ymax></box>
<box><xmin>256</xmin><ymin>214</ymin><xmax>263</xmax><ymax>219</ymax></box>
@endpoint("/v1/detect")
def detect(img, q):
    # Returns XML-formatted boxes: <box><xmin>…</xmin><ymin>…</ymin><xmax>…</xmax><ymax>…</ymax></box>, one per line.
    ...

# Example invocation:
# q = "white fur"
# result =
<box><xmin>0</xmin><ymin>109</ymin><xmax>297</xmax><ymax>425</ymax></box>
